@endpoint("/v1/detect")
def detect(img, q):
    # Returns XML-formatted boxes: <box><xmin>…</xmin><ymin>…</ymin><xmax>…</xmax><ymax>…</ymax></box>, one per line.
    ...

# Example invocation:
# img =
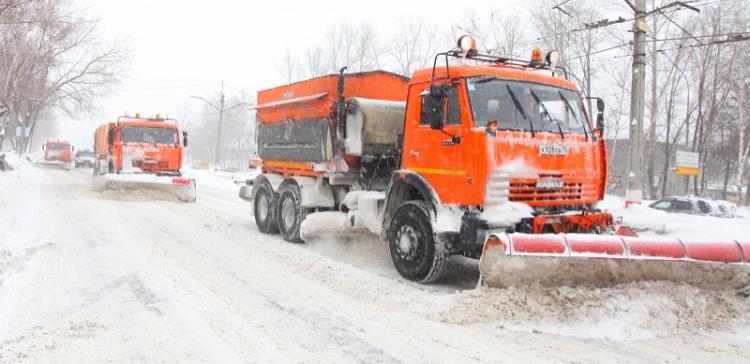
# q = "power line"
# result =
<box><xmin>656</xmin><ymin>34</ymin><xmax>750</xmax><ymax>52</ymax></box>
<box><xmin>646</xmin><ymin>31</ymin><xmax>750</xmax><ymax>42</ymax></box>
<box><xmin>658</xmin><ymin>9</ymin><xmax>703</xmax><ymax>45</ymax></box>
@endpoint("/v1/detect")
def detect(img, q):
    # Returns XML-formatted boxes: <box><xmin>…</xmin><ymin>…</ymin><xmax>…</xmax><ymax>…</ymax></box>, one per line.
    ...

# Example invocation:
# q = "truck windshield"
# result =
<box><xmin>467</xmin><ymin>77</ymin><xmax>590</xmax><ymax>135</ymax></box>
<box><xmin>47</xmin><ymin>143</ymin><xmax>69</xmax><ymax>151</ymax></box>
<box><xmin>121</xmin><ymin>127</ymin><xmax>177</xmax><ymax>145</ymax></box>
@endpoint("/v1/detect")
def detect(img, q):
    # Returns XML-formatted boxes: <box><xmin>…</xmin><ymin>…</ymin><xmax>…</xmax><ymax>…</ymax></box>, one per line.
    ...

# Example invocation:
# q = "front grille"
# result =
<box><xmin>486</xmin><ymin>169</ymin><xmax>597</xmax><ymax>207</ymax></box>
<box><xmin>509</xmin><ymin>180</ymin><xmax>584</xmax><ymax>202</ymax></box>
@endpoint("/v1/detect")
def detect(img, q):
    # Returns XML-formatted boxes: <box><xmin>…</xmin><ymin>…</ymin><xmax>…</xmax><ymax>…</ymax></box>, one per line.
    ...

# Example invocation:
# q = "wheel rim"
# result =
<box><xmin>281</xmin><ymin>197</ymin><xmax>296</xmax><ymax>229</ymax></box>
<box><xmin>257</xmin><ymin>193</ymin><xmax>269</xmax><ymax>220</ymax></box>
<box><xmin>396</xmin><ymin>225</ymin><xmax>422</xmax><ymax>261</ymax></box>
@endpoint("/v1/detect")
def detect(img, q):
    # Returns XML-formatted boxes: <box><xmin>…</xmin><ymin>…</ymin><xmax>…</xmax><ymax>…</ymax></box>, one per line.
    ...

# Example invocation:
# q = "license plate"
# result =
<box><xmin>536</xmin><ymin>180</ymin><xmax>565</xmax><ymax>189</ymax></box>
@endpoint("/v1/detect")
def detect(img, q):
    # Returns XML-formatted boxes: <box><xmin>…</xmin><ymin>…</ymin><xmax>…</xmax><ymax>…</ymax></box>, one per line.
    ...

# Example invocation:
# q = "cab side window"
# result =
<box><xmin>420</xmin><ymin>84</ymin><xmax>462</xmax><ymax>126</ymax></box>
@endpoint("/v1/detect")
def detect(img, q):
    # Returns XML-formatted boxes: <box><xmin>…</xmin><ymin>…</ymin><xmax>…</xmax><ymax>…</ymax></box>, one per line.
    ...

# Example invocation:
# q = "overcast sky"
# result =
<box><xmin>58</xmin><ymin>0</ymin><xmax>528</xmax><ymax>145</ymax></box>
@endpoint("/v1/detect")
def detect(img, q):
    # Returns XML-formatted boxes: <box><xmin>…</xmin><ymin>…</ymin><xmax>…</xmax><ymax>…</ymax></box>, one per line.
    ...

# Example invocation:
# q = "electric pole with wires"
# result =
<box><xmin>625</xmin><ymin>0</ymin><xmax>647</xmax><ymax>205</ymax></box>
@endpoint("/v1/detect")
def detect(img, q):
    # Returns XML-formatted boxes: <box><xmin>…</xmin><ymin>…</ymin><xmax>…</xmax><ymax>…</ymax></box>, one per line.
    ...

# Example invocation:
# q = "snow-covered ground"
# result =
<box><xmin>1</xmin><ymin>160</ymin><xmax>749</xmax><ymax>363</ymax></box>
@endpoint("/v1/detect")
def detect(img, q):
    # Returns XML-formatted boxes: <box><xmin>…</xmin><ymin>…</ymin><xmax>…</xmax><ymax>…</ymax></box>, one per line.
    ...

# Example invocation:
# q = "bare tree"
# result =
<box><xmin>275</xmin><ymin>50</ymin><xmax>302</xmax><ymax>83</ymax></box>
<box><xmin>0</xmin><ymin>0</ymin><xmax>128</xmax><ymax>153</ymax></box>
<box><xmin>386</xmin><ymin>17</ymin><xmax>443</xmax><ymax>77</ymax></box>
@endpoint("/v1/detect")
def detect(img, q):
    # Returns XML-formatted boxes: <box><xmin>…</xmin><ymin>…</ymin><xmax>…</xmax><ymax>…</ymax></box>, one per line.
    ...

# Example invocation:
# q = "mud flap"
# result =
<box><xmin>479</xmin><ymin>233</ymin><xmax>750</xmax><ymax>289</ymax></box>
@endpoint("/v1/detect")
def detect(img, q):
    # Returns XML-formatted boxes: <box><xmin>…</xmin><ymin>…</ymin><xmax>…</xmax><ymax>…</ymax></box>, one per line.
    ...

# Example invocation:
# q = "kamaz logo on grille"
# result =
<box><xmin>538</xmin><ymin>144</ymin><xmax>569</xmax><ymax>156</ymax></box>
<box><xmin>536</xmin><ymin>180</ymin><xmax>565</xmax><ymax>189</ymax></box>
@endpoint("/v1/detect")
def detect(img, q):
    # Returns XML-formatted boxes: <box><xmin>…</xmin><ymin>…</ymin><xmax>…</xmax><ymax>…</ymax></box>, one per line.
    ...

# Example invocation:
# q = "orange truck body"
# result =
<box><xmin>43</xmin><ymin>139</ymin><xmax>73</xmax><ymax>162</ymax></box>
<box><xmin>253</xmin><ymin>68</ymin><xmax>606</xmax><ymax>214</ymax></box>
<box><xmin>242</xmin><ymin>44</ymin><xmax>612</xmax><ymax>282</ymax></box>
<box><xmin>94</xmin><ymin>116</ymin><xmax>185</xmax><ymax>176</ymax></box>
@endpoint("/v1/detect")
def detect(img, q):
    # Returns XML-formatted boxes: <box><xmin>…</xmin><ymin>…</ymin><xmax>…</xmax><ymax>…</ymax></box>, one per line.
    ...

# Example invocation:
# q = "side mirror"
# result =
<box><xmin>182</xmin><ymin>131</ymin><xmax>188</xmax><ymax>147</ymax></box>
<box><xmin>42</xmin><ymin>144</ymin><xmax>45</xmax><ymax>151</ymax></box>
<box><xmin>107</xmin><ymin>129</ymin><xmax>114</xmax><ymax>145</ymax></box>
<box><xmin>585</xmin><ymin>97</ymin><xmax>605</xmax><ymax>138</ymax></box>
<box><xmin>595</xmin><ymin>99</ymin><xmax>605</xmax><ymax>134</ymax></box>
<box><xmin>427</xmin><ymin>84</ymin><xmax>449</xmax><ymax>130</ymax></box>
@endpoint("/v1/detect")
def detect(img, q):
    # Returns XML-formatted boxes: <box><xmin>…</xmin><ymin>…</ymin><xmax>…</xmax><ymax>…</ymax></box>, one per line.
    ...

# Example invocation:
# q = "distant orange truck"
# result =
<box><xmin>93</xmin><ymin>114</ymin><xmax>196</xmax><ymax>202</ymax></box>
<box><xmin>42</xmin><ymin>139</ymin><xmax>73</xmax><ymax>169</ymax></box>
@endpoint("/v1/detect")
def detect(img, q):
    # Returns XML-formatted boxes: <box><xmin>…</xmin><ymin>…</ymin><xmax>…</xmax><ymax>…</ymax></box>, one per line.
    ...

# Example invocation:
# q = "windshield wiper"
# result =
<box><xmin>558</xmin><ymin>91</ymin><xmax>588</xmax><ymax>139</ymax></box>
<box><xmin>505</xmin><ymin>85</ymin><xmax>535</xmax><ymax>137</ymax></box>
<box><xmin>529</xmin><ymin>89</ymin><xmax>564</xmax><ymax>139</ymax></box>
<box><xmin>473</xmin><ymin>76</ymin><xmax>499</xmax><ymax>84</ymax></box>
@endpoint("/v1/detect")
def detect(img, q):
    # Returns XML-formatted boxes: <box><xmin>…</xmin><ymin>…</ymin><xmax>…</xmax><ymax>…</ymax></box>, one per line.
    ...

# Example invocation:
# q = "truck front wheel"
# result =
<box><xmin>388</xmin><ymin>201</ymin><xmax>447</xmax><ymax>283</ymax></box>
<box><xmin>276</xmin><ymin>181</ymin><xmax>306</xmax><ymax>243</ymax></box>
<box><xmin>253</xmin><ymin>178</ymin><xmax>279</xmax><ymax>234</ymax></box>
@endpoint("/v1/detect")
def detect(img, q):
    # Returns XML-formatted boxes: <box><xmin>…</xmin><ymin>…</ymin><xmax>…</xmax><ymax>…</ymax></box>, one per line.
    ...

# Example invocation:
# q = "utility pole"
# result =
<box><xmin>625</xmin><ymin>0</ymin><xmax>647</xmax><ymax>205</ymax></box>
<box><xmin>190</xmin><ymin>81</ymin><xmax>249</xmax><ymax>169</ymax></box>
<box><xmin>216</xmin><ymin>81</ymin><xmax>226</xmax><ymax>167</ymax></box>
<box><xmin>648</xmin><ymin>0</ymin><xmax>658</xmax><ymax>199</ymax></box>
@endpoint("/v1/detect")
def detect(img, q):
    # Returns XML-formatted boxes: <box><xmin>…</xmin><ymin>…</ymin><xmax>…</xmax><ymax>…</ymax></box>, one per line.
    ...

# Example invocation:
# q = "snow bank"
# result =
<box><xmin>0</xmin><ymin>153</ymin><xmax>46</xmax><ymax>258</ymax></box>
<box><xmin>601</xmin><ymin>195</ymin><xmax>750</xmax><ymax>240</ymax></box>
<box><xmin>0</xmin><ymin>155</ymin><xmax>48</xmax><ymax>330</ymax></box>
<box><xmin>440</xmin><ymin>281</ymin><xmax>750</xmax><ymax>340</ymax></box>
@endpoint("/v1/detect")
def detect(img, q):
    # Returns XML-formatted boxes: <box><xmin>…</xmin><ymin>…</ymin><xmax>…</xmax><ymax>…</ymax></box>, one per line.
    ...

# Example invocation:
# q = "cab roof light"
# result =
<box><xmin>530</xmin><ymin>48</ymin><xmax>544</xmax><ymax>66</ymax></box>
<box><xmin>457</xmin><ymin>35</ymin><xmax>478</xmax><ymax>58</ymax></box>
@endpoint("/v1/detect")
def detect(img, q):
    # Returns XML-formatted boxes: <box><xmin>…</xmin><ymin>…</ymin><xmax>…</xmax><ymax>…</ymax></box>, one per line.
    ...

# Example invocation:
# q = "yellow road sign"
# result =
<box><xmin>675</xmin><ymin>166</ymin><xmax>699</xmax><ymax>176</ymax></box>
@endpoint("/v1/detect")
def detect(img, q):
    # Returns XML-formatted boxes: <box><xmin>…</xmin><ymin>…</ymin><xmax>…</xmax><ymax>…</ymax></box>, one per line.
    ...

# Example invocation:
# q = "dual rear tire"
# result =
<box><xmin>251</xmin><ymin>177</ymin><xmax>446</xmax><ymax>283</ymax></box>
<box><xmin>252</xmin><ymin>178</ymin><xmax>306</xmax><ymax>243</ymax></box>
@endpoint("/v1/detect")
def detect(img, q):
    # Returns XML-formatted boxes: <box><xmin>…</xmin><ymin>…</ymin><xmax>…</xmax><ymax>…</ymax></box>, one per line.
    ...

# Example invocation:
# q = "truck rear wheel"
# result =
<box><xmin>388</xmin><ymin>201</ymin><xmax>447</xmax><ymax>283</ymax></box>
<box><xmin>253</xmin><ymin>178</ymin><xmax>279</xmax><ymax>234</ymax></box>
<box><xmin>276</xmin><ymin>181</ymin><xmax>307</xmax><ymax>243</ymax></box>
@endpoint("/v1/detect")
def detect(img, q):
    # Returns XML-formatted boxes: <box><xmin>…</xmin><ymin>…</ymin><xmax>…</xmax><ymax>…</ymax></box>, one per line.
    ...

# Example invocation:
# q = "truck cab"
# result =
<box><xmin>42</xmin><ymin>139</ymin><xmax>73</xmax><ymax>169</ymax></box>
<box><xmin>94</xmin><ymin>114</ymin><xmax>188</xmax><ymax>176</ymax></box>
<box><xmin>395</xmin><ymin>56</ymin><xmax>609</xmax><ymax>237</ymax></box>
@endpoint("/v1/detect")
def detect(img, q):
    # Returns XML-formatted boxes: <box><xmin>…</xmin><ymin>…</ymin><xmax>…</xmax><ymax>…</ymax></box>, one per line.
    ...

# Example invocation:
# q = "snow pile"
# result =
<box><xmin>0</xmin><ymin>152</ymin><xmax>31</xmax><ymax>171</ymax></box>
<box><xmin>439</xmin><ymin>282</ymin><xmax>750</xmax><ymax>340</ymax></box>
<box><xmin>0</xmin><ymin>154</ymin><xmax>46</xmax><ymax>259</ymax></box>
<box><xmin>600</xmin><ymin>195</ymin><xmax>750</xmax><ymax>240</ymax></box>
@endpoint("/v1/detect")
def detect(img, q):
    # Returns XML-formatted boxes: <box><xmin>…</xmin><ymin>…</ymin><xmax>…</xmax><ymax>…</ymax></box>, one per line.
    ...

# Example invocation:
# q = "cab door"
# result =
<box><xmin>402</xmin><ymin>82</ymin><xmax>468</xmax><ymax>204</ymax></box>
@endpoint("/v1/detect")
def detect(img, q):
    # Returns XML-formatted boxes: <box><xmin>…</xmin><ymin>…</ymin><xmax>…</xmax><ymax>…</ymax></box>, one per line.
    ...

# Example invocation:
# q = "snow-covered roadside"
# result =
<box><xmin>0</xmin><ymin>154</ymin><xmax>50</xmax><ymax>335</ymax></box>
<box><xmin>599</xmin><ymin>195</ymin><xmax>750</xmax><ymax>240</ymax></box>
<box><xmin>0</xmin><ymin>154</ymin><xmax>47</xmax><ymax>257</ymax></box>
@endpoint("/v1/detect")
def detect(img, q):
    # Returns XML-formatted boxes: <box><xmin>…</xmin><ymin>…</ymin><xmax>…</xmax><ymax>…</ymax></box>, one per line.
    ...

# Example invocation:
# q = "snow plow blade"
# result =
<box><xmin>102</xmin><ymin>174</ymin><xmax>196</xmax><ymax>202</ymax></box>
<box><xmin>479</xmin><ymin>233</ymin><xmax>750</xmax><ymax>289</ymax></box>
<box><xmin>36</xmin><ymin>160</ymin><xmax>71</xmax><ymax>170</ymax></box>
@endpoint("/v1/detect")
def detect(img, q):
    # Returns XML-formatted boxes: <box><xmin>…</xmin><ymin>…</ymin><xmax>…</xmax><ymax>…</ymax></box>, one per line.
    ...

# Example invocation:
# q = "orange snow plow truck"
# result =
<box><xmin>239</xmin><ymin>37</ymin><xmax>750</xmax><ymax>287</ymax></box>
<box><xmin>41</xmin><ymin>139</ymin><xmax>73</xmax><ymax>169</ymax></box>
<box><xmin>93</xmin><ymin>114</ymin><xmax>196</xmax><ymax>202</ymax></box>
